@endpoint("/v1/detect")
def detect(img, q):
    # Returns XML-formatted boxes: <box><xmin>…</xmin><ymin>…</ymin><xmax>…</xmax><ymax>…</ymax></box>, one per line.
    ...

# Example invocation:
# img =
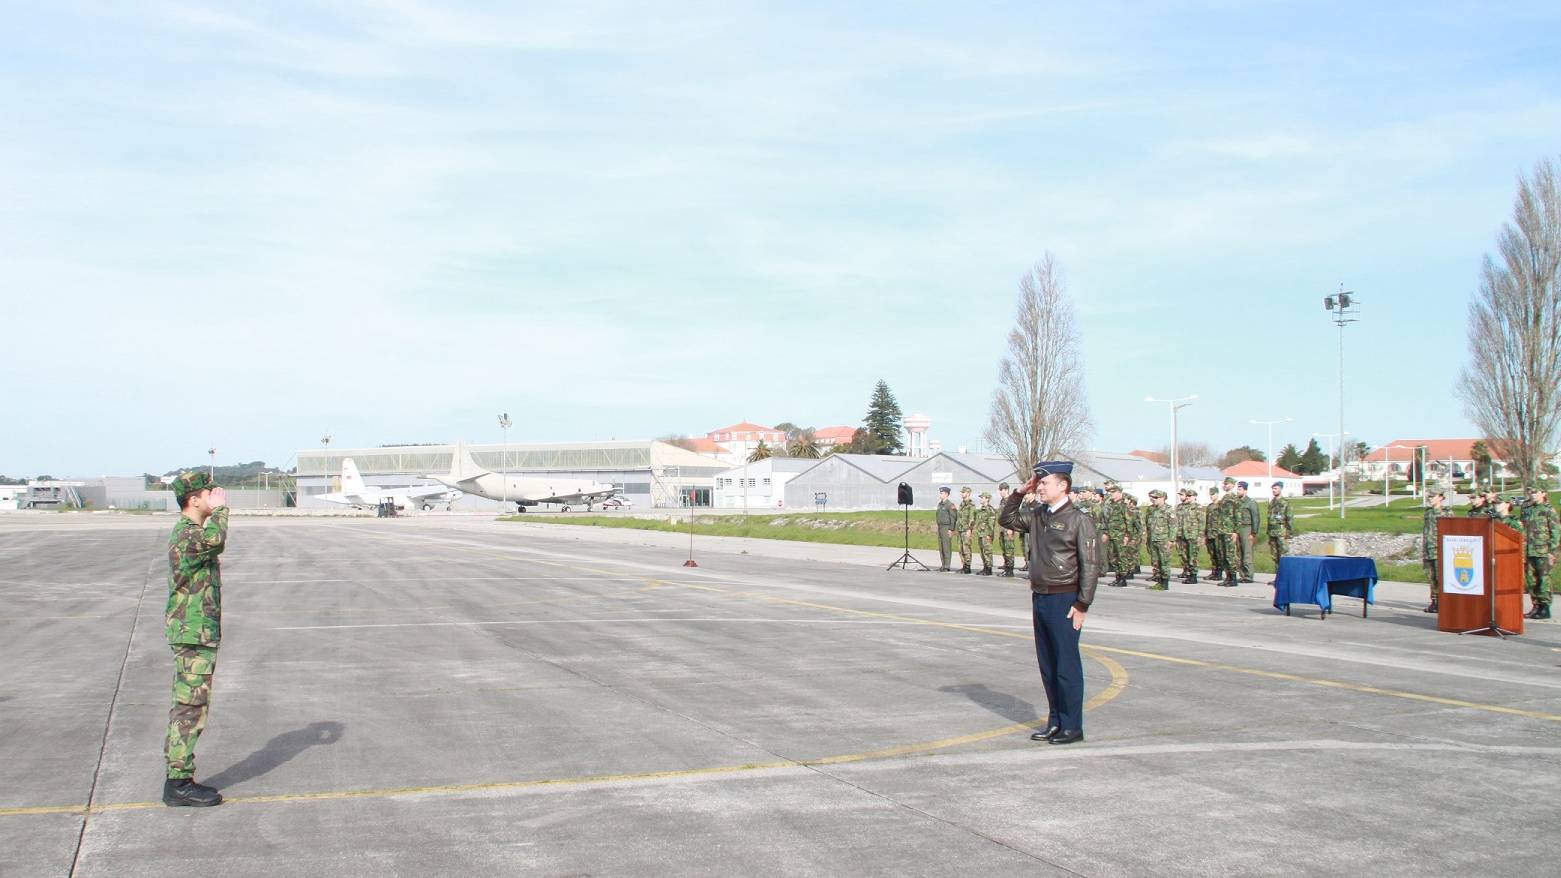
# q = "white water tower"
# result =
<box><xmin>904</xmin><ymin>413</ymin><xmax>932</xmax><ymax>458</ymax></box>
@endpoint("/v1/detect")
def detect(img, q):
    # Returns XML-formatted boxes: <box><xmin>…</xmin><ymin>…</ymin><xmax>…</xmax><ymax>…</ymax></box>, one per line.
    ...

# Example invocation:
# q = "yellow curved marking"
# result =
<box><xmin>0</xmin><ymin>653</ymin><xmax>1125</xmax><ymax>817</ymax></box>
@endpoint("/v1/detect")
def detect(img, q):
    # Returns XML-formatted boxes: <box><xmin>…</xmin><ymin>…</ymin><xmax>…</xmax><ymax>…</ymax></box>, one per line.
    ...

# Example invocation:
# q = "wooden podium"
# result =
<box><xmin>1436</xmin><ymin>518</ymin><xmax>1524</xmax><ymax>636</ymax></box>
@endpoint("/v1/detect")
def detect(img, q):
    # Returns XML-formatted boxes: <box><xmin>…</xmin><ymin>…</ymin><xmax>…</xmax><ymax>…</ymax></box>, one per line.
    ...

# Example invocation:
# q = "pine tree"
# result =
<box><xmin>1297</xmin><ymin>438</ymin><xmax>1329</xmax><ymax>475</ymax></box>
<box><xmin>1275</xmin><ymin>443</ymin><xmax>1302</xmax><ymax>473</ymax></box>
<box><xmin>862</xmin><ymin>379</ymin><xmax>905</xmax><ymax>454</ymax></box>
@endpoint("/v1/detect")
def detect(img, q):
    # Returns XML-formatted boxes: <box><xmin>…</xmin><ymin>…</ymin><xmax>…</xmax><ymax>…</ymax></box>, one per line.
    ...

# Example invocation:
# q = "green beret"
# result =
<box><xmin>170</xmin><ymin>470</ymin><xmax>216</xmax><ymax>497</ymax></box>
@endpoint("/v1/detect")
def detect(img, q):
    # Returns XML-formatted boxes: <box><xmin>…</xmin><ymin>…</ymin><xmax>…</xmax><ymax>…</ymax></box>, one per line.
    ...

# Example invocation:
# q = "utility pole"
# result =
<box><xmin>498</xmin><ymin>413</ymin><xmax>512</xmax><ymax>507</ymax></box>
<box><xmin>207</xmin><ymin>446</ymin><xmax>216</xmax><ymax>480</ymax></box>
<box><xmin>1312</xmin><ymin>431</ymin><xmax>1349</xmax><ymax>511</ymax></box>
<box><xmin>1324</xmin><ymin>286</ymin><xmax>1358</xmax><ymax>519</ymax></box>
<box><xmin>1249</xmin><ymin>417</ymin><xmax>1292</xmax><ymax>480</ymax></box>
<box><xmin>319</xmin><ymin>434</ymin><xmax>332</xmax><ymax>505</ymax></box>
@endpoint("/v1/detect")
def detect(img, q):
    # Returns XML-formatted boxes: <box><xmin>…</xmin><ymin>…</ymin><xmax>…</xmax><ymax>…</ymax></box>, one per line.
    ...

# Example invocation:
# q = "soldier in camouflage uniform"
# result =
<box><xmin>1176</xmin><ymin>488</ymin><xmax>1206</xmax><ymax>584</ymax></box>
<box><xmin>1123</xmin><ymin>493</ymin><xmax>1143</xmax><ymax>579</ymax></box>
<box><xmin>162</xmin><ymin>471</ymin><xmax>229</xmax><ymax>807</ymax></box>
<box><xmin>973</xmin><ymin>491</ymin><xmax>998</xmax><ymax>575</ymax></box>
<box><xmin>1466</xmin><ymin>492</ymin><xmax>1489</xmax><ymax>517</ymax></box>
<box><xmin>1267</xmin><ymin>482</ymin><xmax>1295</xmax><ymax>562</ymax></box>
<box><xmin>1102</xmin><ymin>482</ymin><xmax>1136</xmax><ymax>586</ymax></box>
<box><xmin>956</xmin><ymin>487</ymin><xmax>976</xmax><ymax>574</ymax></box>
<box><xmin>1421</xmin><ymin>488</ymin><xmax>1446</xmax><ymax>613</ymax></box>
<box><xmin>1217</xmin><ymin>478</ymin><xmax>1242</xmax><ymax>587</ymax></box>
<box><xmin>1204</xmin><ymin>485</ymin><xmax>1226</xmax><ymax>582</ymax></box>
<box><xmin>1521</xmin><ymin>484</ymin><xmax>1559</xmax><ymax>620</ymax></box>
<box><xmin>997</xmin><ymin>483</ymin><xmax>1018</xmax><ymax>577</ymax></box>
<box><xmin>1142</xmin><ymin>489</ymin><xmax>1176</xmax><ymax>589</ymax></box>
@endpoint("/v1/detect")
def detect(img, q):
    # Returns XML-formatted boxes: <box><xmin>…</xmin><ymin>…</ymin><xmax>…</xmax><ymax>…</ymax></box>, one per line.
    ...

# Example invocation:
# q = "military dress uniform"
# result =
<box><xmin>1267</xmin><ymin>486</ymin><xmax>1295</xmax><ymax>561</ymax></box>
<box><xmin>1520</xmin><ymin>487</ymin><xmax>1559</xmax><ymax>619</ymax></box>
<box><xmin>164</xmin><ymin>471</ymin><xmax>228</xmax><ymax>807</ymax></box>
<box><xmin>1142</xmin><ymin>490</ymin><xmax>1175</xmax><ymax>589</ymax></box>
<box><xmin>1175</xmin><ymin>489</ymin><xmax>1205</xmax><ymax>584</ymax></box>
<box><xmin>934</xmin><ymin>491</ymin><xmax>959</xmax><ymax>572</ymax></box>
<box><xmin>955</xmin><ymin>489</ymin><xmax>977</xmax><ymax>574</ymax></box>
<box><xmin>974</xmin><ymin>493</ymin><xmax>998</xmax><ymax>575</ymax></box>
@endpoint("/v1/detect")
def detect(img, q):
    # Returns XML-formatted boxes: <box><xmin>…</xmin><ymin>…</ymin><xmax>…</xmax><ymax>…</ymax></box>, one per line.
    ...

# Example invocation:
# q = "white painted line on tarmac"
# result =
<box><xmin>272</xmin><ymin>617</ymin><xmax>941</xmax><ymax>631</ymax></box>
<box><xmin>249</xmin><ymin>575</ymin><xmax>628</xmax><ymax>584</ymax></box>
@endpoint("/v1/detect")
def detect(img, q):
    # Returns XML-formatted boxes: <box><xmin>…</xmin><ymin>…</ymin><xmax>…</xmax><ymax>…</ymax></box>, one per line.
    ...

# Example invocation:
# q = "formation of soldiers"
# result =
<box><xmin>935</xmin><ymin>476</ymin><xmax>1559</xmax><ymax>615</ymax></box>
<box><xmin>1445</xmin><ymin>484</ymin><xmax>1558</xmax><ymax>619</ymax></box>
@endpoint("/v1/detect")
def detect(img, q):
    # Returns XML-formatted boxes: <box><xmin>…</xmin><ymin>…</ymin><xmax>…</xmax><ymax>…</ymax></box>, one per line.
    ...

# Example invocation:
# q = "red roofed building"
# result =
<box><xmin>1357</xmin><ymin>438</ymin><xmax>1515</xmax><ymax>480</ymax></box>
<box><xmin>1128</xmin><ymin>449</ymin><xmax>1169</xmax><ymax>465</ymax></box>
<box><xmin>706</xmin><ymin>422</ymin><xmax>786</xmax><ymax>464</ymax></box>
<box><xmin>812</xmin><ymin>426</ymin><xmax>857</xmax><ymax>449</ymax></box>
<box><xmin>1220</xmin><ymin>460</ymin><xmax>1305</xmax><ymax>496</ymax></box>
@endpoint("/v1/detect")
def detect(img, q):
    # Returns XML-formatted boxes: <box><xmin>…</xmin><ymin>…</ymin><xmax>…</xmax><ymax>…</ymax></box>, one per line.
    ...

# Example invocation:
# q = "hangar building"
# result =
<box><xmin>295</xmin><ymin>440</ymin><xmax>729</xmax><ymax>510</ymax></box>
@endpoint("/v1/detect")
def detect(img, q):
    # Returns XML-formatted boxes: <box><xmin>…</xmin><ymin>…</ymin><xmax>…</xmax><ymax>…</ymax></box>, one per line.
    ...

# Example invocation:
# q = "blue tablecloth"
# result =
<box><xmin>1273</xmin><ymin>556</ymin><xmax>1378</xmax><ymax>615</ymax></box>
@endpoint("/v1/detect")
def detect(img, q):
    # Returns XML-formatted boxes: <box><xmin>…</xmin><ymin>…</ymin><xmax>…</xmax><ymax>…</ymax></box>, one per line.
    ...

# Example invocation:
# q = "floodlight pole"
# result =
<box><xmin>1249</xmin><ymin>417</ymin><xmax>1292</xmax><ymax>480</ymax></box>
<box><xmin>1145</xmin><ymin>395</ymin><xmax>1197</xmax><ymax>493</ymax></box>
<box><xmin>498</xmin><ymin>413</ymin><xmax>512</xmax><ymax>507</ymax></box>
<box><xmin>320</xmin><ymin>434</ymin><xmax>331</xmax><ymax>504</ymax></box>
<box><xmin>207</xmin><ymin>446</ymin><xmax>216</xmax><ymax>480</ymax></box>
<box><xmin>1313</xmin><ymin>431</ymin><xmax>1349</xmax><ymax>511</ymax></box>
<box><xmin>1324</xmin><ymin>285</ymin><xmax>1358</xmax><ymax>520</ymax></box>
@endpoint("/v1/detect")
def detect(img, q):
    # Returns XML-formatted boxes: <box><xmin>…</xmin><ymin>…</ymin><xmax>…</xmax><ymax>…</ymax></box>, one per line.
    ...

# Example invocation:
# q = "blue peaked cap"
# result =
<box><xmin>1033</xmin><ymin>461</ymin><xmax>1073</xmax><ymax>477</ymax></box>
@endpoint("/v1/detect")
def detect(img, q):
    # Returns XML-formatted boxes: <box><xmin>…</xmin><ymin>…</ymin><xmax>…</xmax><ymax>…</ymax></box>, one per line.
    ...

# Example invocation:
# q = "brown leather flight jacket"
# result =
<box><xmin>999</xmin><ymin>494</ymin><xmax>1101</xmax><ymax>612</ymax></box>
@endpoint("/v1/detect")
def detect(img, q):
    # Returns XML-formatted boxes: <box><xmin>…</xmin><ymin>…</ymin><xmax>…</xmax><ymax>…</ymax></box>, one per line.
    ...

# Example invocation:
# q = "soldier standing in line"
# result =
<box><xmin>1232</xmin><ymin>481</ymin><xmax>1260</xmax><ymax>582</ymax></box>
<box><xmin>1142</xmin><ymin>489</ymin><xmax>1176</xmax><ymax>590</ymax></box>
<box><xmin>162</xmin><ymin>471</ymin><xmax>229</xmax><ymax>807</ymax></box>
<box><xmin>1019</xmin><ymin>490</ymin><xmax>1038</xmax><ymax>570</ymax></box>
<box><xmin>1494</xmin><ymin>496</ymin><xmax>1521</xmax><ymax>531</ymax></box>
<box><xmin>1102</xmin><ymin>482</ymin><xmax>1134</xmax><ymax>587</ymax></box>
<box><xmin>934</xmin><ymin>486</ymin><xmax>958</xmax><ymax>572</ymax></box>
<box><xmin>1267</xmin><ymin>482</ymin><xmax>1295</xmax><ymax>562</ymax></box>
<box><xmin>1176</xmin><ymin>488</ymin><xmax>1206</xmax><ymax>584</ymax></box>
<box><xmin>1204</xmin><ymin>485</ymin><xmax>1225</xmax><ymax>582</ymax></box>
<box><xmin>1217</xmin><ymin>478</ymin><xmax>1242</xmax><ymax>587</ymax></box>
<box><xmin>997</xmin><ymin>483</ymin><xmax>1018</xmax><ymax>577</ymax></box>
<box><xmin>1421</xmin><ymin>487</ymin><xmax>1446</xmax><ymax>613</ymax></box>
<box><xmin>1521</xmin><ymin>484</ymin><xmax>1558</xmax><ymax>620</ymax></box>
<box><xmin>1123</xmin><ymin>492</ymin><xmax>1143</xmax><ymax>580</ymax></box>
<box><xmin>956</xmin><ymin>486</ymin><xmax>977</xmax><ymax>574</ymax></box>
<box><xmin>974</xmin><ymin>491</ymin><xmax>998</xmax><ymax>576</ymax></box>
<box><xmin>1466</xmin><ymin>491</ymin><xmax>1489</xmax><ymax>517</ymax></box>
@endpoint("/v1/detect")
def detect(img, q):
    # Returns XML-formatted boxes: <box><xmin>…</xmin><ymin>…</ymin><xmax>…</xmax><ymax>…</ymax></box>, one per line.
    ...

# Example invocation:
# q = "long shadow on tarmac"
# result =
<box><xmin>938</xmin><ymin>683</ymin><xmax>1039</xmax><ymax>725</ymax></box>
<box><xmin>203</xmin><ymin>721</ymin><xmax>346</xmax><ymax>790</ymax></box>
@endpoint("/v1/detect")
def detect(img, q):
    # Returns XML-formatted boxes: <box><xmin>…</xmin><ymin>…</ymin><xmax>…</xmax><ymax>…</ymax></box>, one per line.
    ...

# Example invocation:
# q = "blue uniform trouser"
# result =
<box><xmin>1031</xmin><ymin>590</ymin><xmax>1085</xmax><ymax>732</ymax></box>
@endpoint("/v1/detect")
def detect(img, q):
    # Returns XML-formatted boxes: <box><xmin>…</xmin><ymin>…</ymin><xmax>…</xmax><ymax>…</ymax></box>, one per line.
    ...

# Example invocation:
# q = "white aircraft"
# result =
<box><xmin>319</xmin><ymin>458</ymin><xmax>460</xmax><ymax>512</ymax></box>
<box><xmin>425</xmin><ymin>441</ymin><xmax>617</xmax><ymax>512</ymax></box>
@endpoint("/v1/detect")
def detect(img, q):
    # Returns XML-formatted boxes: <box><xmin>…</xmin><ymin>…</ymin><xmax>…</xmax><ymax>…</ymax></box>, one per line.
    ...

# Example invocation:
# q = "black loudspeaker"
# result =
<box><xmin>897</xmin><ymin>483</ymin><xmax>914</xmax><ymax>505</ymax></box>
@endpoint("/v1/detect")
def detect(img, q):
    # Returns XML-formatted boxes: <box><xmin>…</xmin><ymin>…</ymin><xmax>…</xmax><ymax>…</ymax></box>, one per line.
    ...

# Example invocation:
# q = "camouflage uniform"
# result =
<box><xmin>1422</xmin><ymin>494</ymin><xmax>1444</xmax><ymax>611</ymax></box>
<box><xmin>1124</xmin><ymin>494</ymin><xmax>1142</xmax><ymax>577</ymax></box>
<box><xmin>1142</xmin><ymin>490</ymin><xmax>1176</xmax><ymax>588</ymax></box>
<box><xmin>165</xmin><ymin>472</ymin><xmax>228</xmax><ymax>781</ymax></box>
<box><xmin>1521</xmin><ymin>489</ymin><xmax>1559</xmax><ymax>617</ymax></box>
<box><xmin>1217</xmin><ymin>480</ymin><xmax>1243</xmax><ymax>585</ymax></box>
<box><xmin>1102</xmin><ymin>485</ymin><xmax>1136</xmax><ymax>584</ymax></box>
<box><xmin>996</xmin><ymin>484</ymin><xmax>1018</xmax><ymax>576</ymax></box>
<box><xmin>1267</xmin><ymin>489</ymin><xmax>1295</xmax><ymax>561</ymax></box>
<box><xmin>1175</xmin><ymin>490</ymin><xmax>1205</xmax><ymax>582</ymax></box>
<box><xmin>955</xmin><ymin>489</ymin><xmax>976</xmax><ymax>573</ymax></box>
<box><xmin>973</xmin><ymin>493</ymin><xmax>998</xmax><ymax>575</ymax></box>
<box><xmin>1204</xmin><ymin>487</ymin><xmax>1226</xmax><ymax>581</ymax></box>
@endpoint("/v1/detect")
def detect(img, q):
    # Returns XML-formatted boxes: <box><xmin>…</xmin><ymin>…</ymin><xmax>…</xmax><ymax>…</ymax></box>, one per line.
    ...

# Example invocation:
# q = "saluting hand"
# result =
<box><xmin>208</xmin><ymin>487</ymin><xmax>228</xmax><ymax>508</ymax></box>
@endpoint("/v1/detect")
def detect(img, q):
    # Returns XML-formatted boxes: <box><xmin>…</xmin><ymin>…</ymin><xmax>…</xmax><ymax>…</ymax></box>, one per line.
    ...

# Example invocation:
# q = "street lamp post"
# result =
<box><xmin>1312</xmin><ymin>431</ymin><xmax>1350</xmax><ymax>511</ymax></box>
<box><xmin>1323</xmin><ymin>286</ymin><xmax>1359</xmax><ymax>519</ymax></box>
<box><xmin>1145</xmin><ymin>395</ymin><xmax>1198</xmax><ymax>493</ymax></box>
<box><xmin>1382</xmin><ymin>444</ymin><xmax>1411</xmax><ymax>508</ymax></box>
<box><xmin>498</xmin><ymin>413</ymin><xmax>512</xmax><ymax>507</ymax></box>
<box><xmin>1249</xmin><ymin>417</ymin><xmax>1293</xmax><ymax>480</ymax></box>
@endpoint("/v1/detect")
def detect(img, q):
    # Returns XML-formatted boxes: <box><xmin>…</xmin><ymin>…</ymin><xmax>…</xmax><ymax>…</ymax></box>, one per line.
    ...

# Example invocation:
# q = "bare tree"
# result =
<box><xmin>984</xmin><ymin>254</ymin><xmax>1093</xmax><ymax>475</ymax></box>
<box><xmin>1157</xmin><ymin>441</ymin><xmax>1218</xmax><ymax>467</ymax></box>
<box><xmin>1458</xmin><ymin>157</ymin><xmax>1561</xmax><ymax>481</ymax></box>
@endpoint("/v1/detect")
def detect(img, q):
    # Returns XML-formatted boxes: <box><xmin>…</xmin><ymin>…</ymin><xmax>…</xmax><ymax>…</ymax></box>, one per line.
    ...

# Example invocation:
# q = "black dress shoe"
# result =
<box><xmin>1047</xmin><ymin>730</ymin><xmax>1084</xmax><ymax>745</ymax></box>
<box><xmin>163</xmin><ymin>778</ymin><xmax>222</xmax><ymax>807</ymax></box>
<box><xmin>1030</xmin><ymin>725</ymin><xmax>1060</xmax><ymax>741</ymax></box>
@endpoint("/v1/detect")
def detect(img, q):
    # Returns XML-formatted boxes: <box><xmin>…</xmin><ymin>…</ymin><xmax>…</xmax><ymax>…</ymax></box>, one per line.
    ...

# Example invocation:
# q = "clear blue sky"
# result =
<box><xmin>4</xmin><ymin>2</ymin><xmax>1559</xmax><ymax>475</ymax></box>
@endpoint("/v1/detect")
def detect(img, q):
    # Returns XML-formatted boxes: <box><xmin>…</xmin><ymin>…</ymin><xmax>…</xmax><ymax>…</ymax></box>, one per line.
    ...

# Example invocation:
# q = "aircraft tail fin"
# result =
<box><xmin>447</xmin><ymin>440</ymin><xmax>487</xmax><ymax>483</ymax></box>
<box><xmin>341</xmin><ymin>458</ymin><xmax>368</xmax><ymax>495</ymax></box>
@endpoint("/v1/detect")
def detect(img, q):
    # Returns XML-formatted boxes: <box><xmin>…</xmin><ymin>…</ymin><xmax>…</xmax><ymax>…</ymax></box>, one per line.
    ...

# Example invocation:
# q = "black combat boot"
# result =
<box><xmin>978</xmin><ymin>565</ymin><xmax>993</xmax><ymax>576</ymax></box>
<box><xmin>163</xmin><ymin>777</ymin><xmax>222</xmax><ymax>807</ymax></box>
<box><xmin>1423</xmin><ymin>596</ymin><xmax>1439</xmax><ymax>613</ymax></box>
<box><xmin>1538</xmin><ymin>603</ymin><xmax>1552</xmax><ymax>620</ymax></box>
<box><xmin>1223</xmin><ymin>573</ymin><xmax>1239</xmax><ymax>588</ymax></box>
<box><xmin>1003</xmin><ymin>564</ymin><xmax>1015</xmax><ymax>578</ymax></box>
<box><xmin>961</xmin><ymin>564</ymin><xmax>972</xmax><ymax>575</ymax></box>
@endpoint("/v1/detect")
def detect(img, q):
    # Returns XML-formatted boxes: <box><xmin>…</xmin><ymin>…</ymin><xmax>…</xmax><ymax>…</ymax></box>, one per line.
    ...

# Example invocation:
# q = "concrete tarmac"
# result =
<box><xmin>1</xmin><ymin>514</ymin><xmax>1558</xmax><ymax>877</ymax></box>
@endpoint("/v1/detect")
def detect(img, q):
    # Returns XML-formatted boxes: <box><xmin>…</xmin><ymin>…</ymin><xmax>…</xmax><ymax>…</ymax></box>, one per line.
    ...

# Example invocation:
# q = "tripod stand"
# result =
<box><xmin>887</xmin><ymin>502</ymin><xmax>929</xmax><ymax>571</ymax></box>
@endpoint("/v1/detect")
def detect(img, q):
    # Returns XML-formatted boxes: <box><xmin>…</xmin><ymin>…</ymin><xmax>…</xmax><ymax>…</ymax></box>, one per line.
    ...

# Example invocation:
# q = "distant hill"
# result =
<box><xmin>156</xmin><ymin>460</ymin><xmax>292</xmax><ymax>488</ymax></box>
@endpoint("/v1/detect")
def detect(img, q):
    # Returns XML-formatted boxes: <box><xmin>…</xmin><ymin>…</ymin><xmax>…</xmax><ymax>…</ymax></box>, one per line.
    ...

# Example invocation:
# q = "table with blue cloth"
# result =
<box><xmin>1272</xmin><ymin>556</ymin><xmax>1379</xmax><ymax>619</ymax></box>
